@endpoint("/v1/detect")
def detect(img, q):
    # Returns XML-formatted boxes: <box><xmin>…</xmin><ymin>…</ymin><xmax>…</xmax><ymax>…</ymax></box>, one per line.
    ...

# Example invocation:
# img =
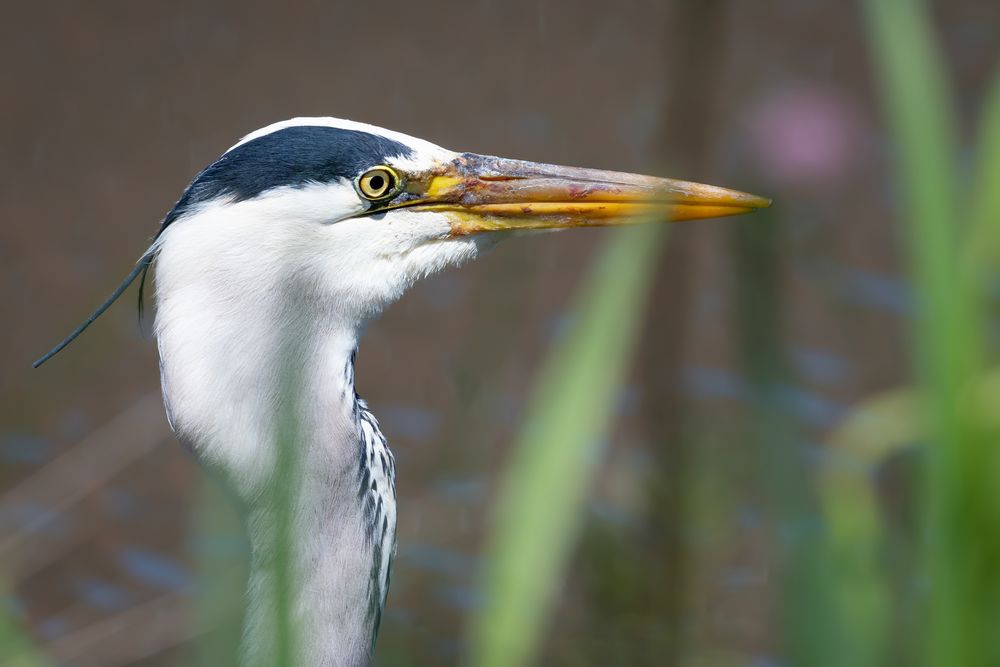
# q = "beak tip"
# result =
<box><xmin>738</xmin><ymin>192</ymin><xmax>772</xmax><ymax>210</ymax></box>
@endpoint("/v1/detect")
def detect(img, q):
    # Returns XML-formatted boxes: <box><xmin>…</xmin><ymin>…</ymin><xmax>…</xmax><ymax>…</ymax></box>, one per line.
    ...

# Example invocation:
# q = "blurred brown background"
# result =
<box><xmin>2</xmin><ymin>1</ymin><xmax>999</xmax><ymax>665</ymax></box>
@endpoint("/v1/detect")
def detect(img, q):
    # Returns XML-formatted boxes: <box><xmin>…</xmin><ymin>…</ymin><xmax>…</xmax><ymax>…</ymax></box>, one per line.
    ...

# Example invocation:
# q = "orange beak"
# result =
<box><xmin>395</xmin><ymin>153</ymin><xmax>770</xmax><ymax>234</ymax></box>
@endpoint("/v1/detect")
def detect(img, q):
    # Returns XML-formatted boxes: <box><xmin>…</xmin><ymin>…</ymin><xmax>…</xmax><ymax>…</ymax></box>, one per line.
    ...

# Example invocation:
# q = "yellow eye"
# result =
<box><xmin>357</xmin><ymin>166</ymin><xmax>400</xmax><ymax>200</ymax></box>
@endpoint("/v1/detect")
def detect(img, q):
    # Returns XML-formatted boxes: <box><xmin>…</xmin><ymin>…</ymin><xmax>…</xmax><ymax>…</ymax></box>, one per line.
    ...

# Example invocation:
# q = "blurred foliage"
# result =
<box><xmin>816</xmin><ymin>1</ymin><xmax>1000</xmax><ymax>666</ymax></box>
<box><xmin>468</xmin><ymin>224</ymin><xmax>664</xmax><ymax>667</ymax></box>
<box><xmin>469</xmin><ymin>1</ymin><xmax>1000</xmax><ymax>665</ymax></box>
<box><xmin>729</xmin><ymin>212</ymin><xmax>845</xmax><ymax>667</ymax></box>
<box><xmin>0</xmin><ymin>596</ymin><xmax>48</xmax><ymax>667</ymax></box>
<box><xmin>192</xmin><ymin>477</ymin><xmax>247</xmax><ymax>667</ymax></box>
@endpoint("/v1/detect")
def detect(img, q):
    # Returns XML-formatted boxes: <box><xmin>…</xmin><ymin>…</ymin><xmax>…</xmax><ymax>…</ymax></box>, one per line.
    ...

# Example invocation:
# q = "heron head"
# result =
<box><xmin>154</xmin><ymin>118</ymin><xmax>769</xmax><ymax>324</ymax></box>
<box><xmin>35</xmin><ymin>117</ymin><xmax>769</xmax><ymax>367</ymax></box>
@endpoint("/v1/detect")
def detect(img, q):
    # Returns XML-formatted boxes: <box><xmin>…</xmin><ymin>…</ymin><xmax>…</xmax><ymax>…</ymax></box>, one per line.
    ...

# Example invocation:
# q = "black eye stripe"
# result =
<box><xmin>156</xmin><ymin>126</ymin><xmax>415</xmax><ymax>235</ymax></box>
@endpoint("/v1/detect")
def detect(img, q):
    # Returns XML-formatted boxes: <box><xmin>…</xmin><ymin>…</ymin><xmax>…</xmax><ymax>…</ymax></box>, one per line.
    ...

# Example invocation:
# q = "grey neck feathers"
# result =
<box><xmin>242</xmin><ymin>396</ymin><xmax>397</xmax><ymax>667</ymax></box>
<box><xmin>157</xmin><ymin>312</ymin><xmax>397</xmax><ymax>667</ymax></box>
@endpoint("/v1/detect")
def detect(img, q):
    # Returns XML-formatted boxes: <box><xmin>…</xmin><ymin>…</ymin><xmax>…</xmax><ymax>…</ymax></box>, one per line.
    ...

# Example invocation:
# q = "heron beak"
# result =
<box><xmin>399</xmin><ymin>153</ymin><xmax>770</xmax><ymax>235</ymax></box>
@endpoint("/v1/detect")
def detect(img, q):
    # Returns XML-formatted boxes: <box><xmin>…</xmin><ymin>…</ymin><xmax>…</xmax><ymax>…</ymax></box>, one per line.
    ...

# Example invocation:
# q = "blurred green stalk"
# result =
<box><xmin>820</xmin><ymin>63</ymin><xmax>1000</xmax><ymax>665</ymax></box>
<box><xmin>729</xmin><ymin>214</ymin><xmax>848</xmax><ymax>667</ymax></box>
<box><xmin>468</xmin><ymin>224</ymin><xmax>664</xmax><ymax>667</ymax></box>
<box><xmin>193</xmin><ymin>477</ymin><xmax>248</xmax><ymax>667</ymax></box>
<box><xmin>965</xmin><ymin>72</ymin><xmax>1000</xmax><ymax>297</ymax></box>
<box><xmin>0</xmin><ymin>603</ymin><xmax>48</xmax><ymax>667</ymax></box>
<box><xmin>862</xmin><ymin>0</ymin><xmax>1000</xmax><ymax>664</ymax></box>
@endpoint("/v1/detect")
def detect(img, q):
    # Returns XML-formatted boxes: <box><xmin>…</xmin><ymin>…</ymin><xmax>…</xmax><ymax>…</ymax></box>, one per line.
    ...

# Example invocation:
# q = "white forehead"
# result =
<box><xmin>228</xmin><ymin>117</ymin><xmax>456</xmax><ymax>171</ymax></box>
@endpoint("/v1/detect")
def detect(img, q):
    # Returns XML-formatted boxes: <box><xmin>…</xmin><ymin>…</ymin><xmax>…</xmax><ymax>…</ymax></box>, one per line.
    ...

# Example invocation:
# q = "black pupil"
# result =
<box><xmin>369</xmin><ymin>174</ymin><xmax>385</xmax><ymax>192</ymax></box>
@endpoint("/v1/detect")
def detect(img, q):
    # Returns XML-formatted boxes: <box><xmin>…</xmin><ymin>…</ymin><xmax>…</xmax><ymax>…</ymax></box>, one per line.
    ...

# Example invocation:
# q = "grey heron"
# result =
<box><xmin>35</xmin><ymin>118</ymin><xmax>769</xmax><ymax>666</ymax></box>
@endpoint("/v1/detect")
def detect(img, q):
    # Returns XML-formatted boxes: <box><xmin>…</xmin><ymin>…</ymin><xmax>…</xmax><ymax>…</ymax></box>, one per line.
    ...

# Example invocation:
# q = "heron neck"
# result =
<box><xmin>156</xmin><ymin>302</ymin><xmax>390</xmax><ymax>666</ymax></box>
